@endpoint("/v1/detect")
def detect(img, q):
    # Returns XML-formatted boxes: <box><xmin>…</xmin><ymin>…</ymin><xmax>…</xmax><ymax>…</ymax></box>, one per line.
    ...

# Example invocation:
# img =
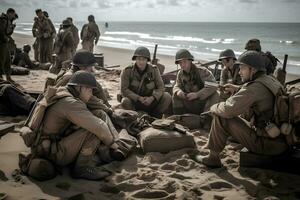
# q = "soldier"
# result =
<box><xmin>0</xmin><ymin>8</ymin><xmax>17</xmax><ymax>82</ymax></box>
<box><xmin>0</xmin><ymin>78</ymin><xmax>35</xmax><ymax>116</ymax></box>
<box><xmin>66</xmin><ymin>17</ymin><xmax>79</xmax><ymax>56</ymax></box>
<box><xmin>120</xmin><ymin>46</ymin><xmax>171</xmax><ymax>118</ymax></box>
<box><xmin>32</xmin><ymin>17</ymin><xmax>39</xmax><ymax>62</ymax></box>
<box><xmin>28</xmin><ymin>71</ymin><xmax>122</xmax><ymax>180</ymax></box>
<box><xmin>54</xmin><ymin>50</ymin><xmax>110</xmax><ymax>107</ymax></box>
<box><xmin>50</xmin><ymin>19</ymin><xmax>75</xmax><ymax>74</ymax></box>
<box><xmin>218</xmin><ymin>49</ymin><xmax>242</xmax><ymax>101</ymax></box>
<box><xmin>17</xmin><ymin>44</ymin><xmax>39</xmax><ymax>69</ymax></box>
<box><xmin>196</xmin><ymin>51</ymin><xmax>289</xmax><ymax>168</ymax></box>
<box><xmin>32</xmin><ymin>9</ymin><xmax>56</xmax><ymax>63</ymax></box>
<box><xmin>245</xmin><ymin>38</ymin><xmax>276</xmax><ymax>75</ymax></box>
<box><xmin>80</xmin><ymin>15</ymin><xmax>100</xmax><ymax>53</ymax></box>
<box><xmin>172</xmin><ymin>49</ymin><xmax>219</xmax><ymax>115</ymax></box>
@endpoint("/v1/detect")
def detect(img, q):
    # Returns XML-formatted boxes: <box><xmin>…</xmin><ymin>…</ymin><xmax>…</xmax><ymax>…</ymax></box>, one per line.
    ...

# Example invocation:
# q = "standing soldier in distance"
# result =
<box><xmin>0</xmin><ymin>8</ymin><xmax>17</xmax><ymax>82</ymax></box>
<box><xmin>80</xmin><ymin>15</ymin><xmax>100</xmax><ymax>53</ymax></box>
<box><xmin>66</xmin><ymin>17</ymin><xmax>79</xmax><ymax>56</ymax></box>
<box><xmin>32</xmin><ymin>9</ymin><xmax>56</xmax><ymax>63</ymax></box>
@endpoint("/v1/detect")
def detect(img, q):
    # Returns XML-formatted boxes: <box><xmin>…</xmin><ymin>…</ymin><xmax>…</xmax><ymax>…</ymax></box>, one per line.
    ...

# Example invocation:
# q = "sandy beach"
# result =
<box><xmin>0</xmin><ymin>33</ymin><xmax>300</xmax><ymax>200</ymax></box>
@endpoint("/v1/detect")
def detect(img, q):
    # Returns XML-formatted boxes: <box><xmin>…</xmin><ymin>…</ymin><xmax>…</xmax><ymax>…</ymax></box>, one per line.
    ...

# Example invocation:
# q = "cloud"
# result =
<box><xmin>69</xmin><ymin>0</ymin><xmax>78</xmax><ymax>8</ymax></box>
<box><xmin>284</xmin><ymin>0</ymin><xmax>297</xmax><ymax>2</ymax></box>
<box><xmin>240</xmin><ymin>0</ymin><xmax>259</xmax><ymax>3</ymax></box>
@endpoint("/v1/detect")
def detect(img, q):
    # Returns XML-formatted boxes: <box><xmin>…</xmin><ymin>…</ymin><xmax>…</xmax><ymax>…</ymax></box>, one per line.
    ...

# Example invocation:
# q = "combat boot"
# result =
<box><xmin>72</xmin><ymin>154</ymin><xmax>111</xmax><ymax>180</ymax></box>
<box><xmin>195</xmin><ymin>151</ymin><xmax>222</xmax><ymax>168</ymax></box>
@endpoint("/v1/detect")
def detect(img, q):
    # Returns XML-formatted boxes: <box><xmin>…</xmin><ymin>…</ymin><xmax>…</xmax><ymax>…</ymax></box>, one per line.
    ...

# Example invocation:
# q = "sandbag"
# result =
<box><xmin>167</xmin><ymin>114</ymin><xmax>205</xmax><ymax>130</ymax></box>
<box><xmin>139</xmin><ymin>127</ymin><xmax>195</xmax><ymax>153</ymax></box>
<box><xmin>111</xmin><ymin>109</ymin><xmax>139</xmax><ymax>129</ymax></box>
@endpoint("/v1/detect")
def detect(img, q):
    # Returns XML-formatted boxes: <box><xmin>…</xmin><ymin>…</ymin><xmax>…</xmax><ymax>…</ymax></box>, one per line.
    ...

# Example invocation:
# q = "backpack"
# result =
<box><xmin>256</xmin><ymin>78</ymin><xmax>300</xmax><ymax>145</ymax></box>
<box><xmin>20</xmin><ymin>87</ymin><xmax>71</xmax><ymax>148</ymax></box>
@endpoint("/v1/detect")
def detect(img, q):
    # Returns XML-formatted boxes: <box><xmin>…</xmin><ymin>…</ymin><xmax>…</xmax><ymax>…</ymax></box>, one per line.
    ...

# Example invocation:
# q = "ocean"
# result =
<box><xmin>15</xmin><ymin>21</ymin><xmax>300</xmax><ymax>75</ymax></box>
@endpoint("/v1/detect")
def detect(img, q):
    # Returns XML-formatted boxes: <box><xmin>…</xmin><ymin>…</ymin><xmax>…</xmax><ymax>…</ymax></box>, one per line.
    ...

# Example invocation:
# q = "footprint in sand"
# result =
<box><xmin>169</xmin><ymin>172</ymin><xmax>191</xmax><ymax>180</ymax></box>
<box><xmin>131</xmin><ymin>189</ymin><xmax>171</xmax><ymax>199</ymax></box>
<box><xmin>176</xmin><ymin>159</ymin><xmax>189</xmax><ymax>167</ymax></box>
<box><xmin>160</xmin><ymin>163</ymin><xmax>175</xmax><ymax>171</ymax></box>
<box><xmin>200</xmin><ymin>181</ymin><xmax>233</xmax><ymax>191</ymax></box>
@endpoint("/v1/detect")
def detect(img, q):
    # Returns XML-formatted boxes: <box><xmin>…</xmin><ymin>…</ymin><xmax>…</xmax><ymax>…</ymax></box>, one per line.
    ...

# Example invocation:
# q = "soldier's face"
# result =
<box><xmin>136</xmin><ymin>57</ymin><xmax>148</xmax><ymax>70</ymax></box>
<box><xmin>37</xmin><ymin>11</ymin><xmax>43</xmax><ymax>18</ymax></box>
<box><xmin>179</xmin><ymin>59</ymin><xmax>191</xmax><ymax>72</ymax></box>
<box><xmin>221</xmin><ymin>58</ymin><xmax>234</xmax><ymax>69</ymax></box>
<box><xmin>239</xmin><ymin>64</ymin><xmax>253</xmax><ymax>82</ymax></box>
<box><xmin>79</xmin><ymin>86</ymin><xmax>93</xmax><ymax>103</ymax></box>
<box><xmin>7</xmin><ymin>12</ymin><xmax>16</xmax><ymax>20</ymax></box>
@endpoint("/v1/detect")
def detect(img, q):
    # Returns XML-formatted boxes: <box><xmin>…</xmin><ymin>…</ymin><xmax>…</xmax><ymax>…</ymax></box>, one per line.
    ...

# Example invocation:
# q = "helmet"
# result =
<box><xmin>245</xmin><ymin>38</ymin><xmax>261</xmax><ymax>51</ymax></box>
<box><xmin>132</xmin><ymin>46</ymin><xmax>151</xmax><ymax>61</ymax></box>
<box><xmin>218</xmin><ymin>49</ymin><xmax>236</xmax><ymax>61</ymax></box>
<box><xmin>67</xmin><ymin>71</ymin><xmax>97</xmax><ymax>88</ymax></box>
<box><xmin>88</xmin><ymin>15</ymin><xmax>95</xmax><ymax>22</ymax></box>
<box><xmin>71</xmin><ymin>50</ymin><xmax>97</xmax><ymax>67</ymax></box>
<box><xmin>236</xmin><ymin>50</ymin><xmax>265</xmax><ymax>72</ymax></box>
<box><xmin>27</xmin><ymin>158</ymin><xmax>57</xmax><ymax>181</ymax></box>
<box><xmin>62</xmin><ymin>19</ymin><xmax>72</xmax><ymax>27</ymax></box>
<box><xmin>175</xmin><ymin>49</ymin><xmax>194</xmax><ymax>64</ymax></box>
<box><xmin>23</xmin><ymin>44</ymin><xmax>31</xmax><ymax>52</ymax></box>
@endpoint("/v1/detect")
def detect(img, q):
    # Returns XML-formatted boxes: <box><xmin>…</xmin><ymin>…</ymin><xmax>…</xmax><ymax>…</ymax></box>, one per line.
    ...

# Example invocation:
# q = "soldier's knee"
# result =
<box><xmin>160</xmin><ymin>92</ymin><xmax>172</xmax><ymax>105</ymax></box>
<box><xmin>27</xmin><ymin>158</ymin><xmax>57</xmax><ymax>181</ymax></box>
<box><xmin>121</xmin><ymin>97</ymin><xmax>134</xmax><ymax>110</ymax></box>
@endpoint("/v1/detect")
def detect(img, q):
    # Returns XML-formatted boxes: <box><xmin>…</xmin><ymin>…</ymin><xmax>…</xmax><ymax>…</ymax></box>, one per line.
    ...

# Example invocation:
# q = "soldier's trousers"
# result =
<box><xmin>207</xmin><ymin>115</ymin><xmax>288</xmax><ymax>155</ymax></box>
<box><xmin>0</xmin><ymin>84</ymin><xmax>35</xmax><ymax>116</ymax></box>
<box><xmin>39</xmin><ymin>38</ymin><xmax>53</xmax><ymax>63</ymax></box>
<box><xmin>50</xmin><ymin>51</ymin><xmax>72</xmax><ymax>74</ymax></box>
<box><xmin>40</xmin><ymin>130</ymin><xmax>100</xmax><ymax>167</ymax></box>
<box><xmin>121</xmin><ymin>92</ymin><xmax>172</xmax><ymax>118</ymax></box>
<box><xmin>33</xmin><ymin>39</ymin><xmax>39</xmax><ymax>62</ymax></box>
<box><xmin>0</xmin><ymin>43</ymin><xmax>11</xmax><ymax>77</ymax></box>
<box><xmin>172</xmin><ymin>91</ymin><xmax>219</xmax><ymax>115</ymax></box>
<box><xmin>81</xmin><ymin>40</ymin><xmax>94</xmax><ymax>53</ymax></box>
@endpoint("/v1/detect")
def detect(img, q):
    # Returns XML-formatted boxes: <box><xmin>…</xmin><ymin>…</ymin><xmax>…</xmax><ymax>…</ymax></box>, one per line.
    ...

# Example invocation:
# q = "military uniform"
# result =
<box><xmin>172</xmin><ymin>64</ymin><xmax>219</xmax><ymax>115</ymax></box>
<box><xmin>120</xmin><ymin>64</ymin><xmax>171</xmax><ymax>117</ymax></box>
<box><xmin>32</xmin><ymin>17</ymin><xmax>39</xmax><ymax>61</ymax></box>
<box><xmin>0</xmin><ymin>79</ymin><xmax>35</xmax><ymax>116</ymax></box>
<box><xmin>51</xmin><ymin>25</ymin><xmax>75</xmax><ymax>74</ymax></box>
<box><xmin>208</xmin><ymin>74</ymin><xmax>288</xmax><ymax>156</ymax></box>
<box><xmin>80</xmin><ymin>21</ymin><xmax>100</xmax><ymax>53</ymax></box>
<box><xmin>70</xmin><ymin>24</ymin><xmax>79</xmax><ymax>55</ymax></box>
<box><xmin>32</xmin><ymin>16</ymin><xmax>56</xmax><ymax>63</ymax></box>
<box><xmin>0</xmin><ymin>13</ymin><xmax>14</xmax><ymax>78</ymax></box>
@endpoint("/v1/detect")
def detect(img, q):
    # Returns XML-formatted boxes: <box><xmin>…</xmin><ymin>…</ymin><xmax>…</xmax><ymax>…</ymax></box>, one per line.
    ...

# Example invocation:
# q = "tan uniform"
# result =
<box><xmin>32</xmin><ymin>16</ymin><xmax>56</xmax><ymax>63</ymax></box>
<box><xmin>207</xmin><ymin>73</ymin><xmax>288</xmax><ymax>155</ymax></box>
<box><xmin>220</xmin><ymin>63</ymin><xmax>242</xmax><ymax>101</ymax></box>
<box><xmin>70</xmin><ymin>24</ymin><xmax>79</xmax><ymax>55</ymax></box>
<box><xmin>0</xmin><ymin>13</ymin><xmax>14</xmax><ymax>77</ymax></box>
<box><xmin>172</xmin><ymin>64</ymin><xmax>219</xmax><ymax>115</ymax></box>
<box><xmin>80</xmin><ymin>21</ymin><xmax>100</xmax><ymax>53</ymax></box>
<box><xmin>35</xmin><ymin>87</ymin><xmax>116</xmax><ymax>167</ymax></box>
<box><xmin>51</xmin><ymin>28</ymin><xmax>74</xmax><ymax>74</ymax></box>
<box><xmin>54</xmin><ymin>69</ymin><xmax>110</xmax><ymax>107</ymax></box>
<box><xmin>120</xmin><ymin>64</ymin><xmax>171</xmax><ymax>117</ymax></box>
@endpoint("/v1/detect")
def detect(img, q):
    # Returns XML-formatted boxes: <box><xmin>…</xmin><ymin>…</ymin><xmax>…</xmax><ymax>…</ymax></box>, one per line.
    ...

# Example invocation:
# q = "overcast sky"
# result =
<box><xmin>1</xmin><ymin>0</ymin><xmax>300</xmax><ymax>22</ymax></box>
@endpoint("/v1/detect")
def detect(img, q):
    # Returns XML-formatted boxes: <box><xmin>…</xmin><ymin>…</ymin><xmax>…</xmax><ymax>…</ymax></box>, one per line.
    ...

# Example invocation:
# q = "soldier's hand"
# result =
<box><xmin>186</xmin><ymin>92</ymin><xmax>198</xmax><ymax>101</ymax></box>
<box><xmin>177</xmin><ymin>91</ymin><xmax>186</xmax><ymax>100</ymax></box>
<box><xmin>143</xmin><ymin>96</ymin><xmax>154</xmax><ymax>106</ymax></box>
<box><xmin>138</xmin><ymin>96</ymin><xmax>145</xmax><ymax>103</ymax></box>
<box><xmin>223</xmin><ymin>84</ymin><xmax>240</xmax><ymax>95</ymax></box>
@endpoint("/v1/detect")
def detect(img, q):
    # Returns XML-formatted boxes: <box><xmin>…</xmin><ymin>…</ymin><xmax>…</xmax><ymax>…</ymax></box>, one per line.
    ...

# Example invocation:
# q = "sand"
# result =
<box><xmin>0</xmin><ymin>33</ymin><xmax>300</xmax><ymax>200</ymax></box>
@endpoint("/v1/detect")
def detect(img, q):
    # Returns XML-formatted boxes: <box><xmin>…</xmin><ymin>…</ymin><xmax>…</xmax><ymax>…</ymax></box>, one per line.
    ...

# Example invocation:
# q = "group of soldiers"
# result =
<box><xmin>0</xmin><ymin>8</ymin><xmax>291</xmax><ymax>181</ymax></box>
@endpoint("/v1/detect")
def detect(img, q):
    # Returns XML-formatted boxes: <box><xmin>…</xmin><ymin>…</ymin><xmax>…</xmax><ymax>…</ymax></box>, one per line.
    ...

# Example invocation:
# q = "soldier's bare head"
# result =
<box><xmin>6</xmin><ymin>8</ymin><xmax>16</xmax><ymax>20</ymax></box>
<box><xmin>67</xmin><ymin>17</ymin><xmax>73</xmax><ymax>23</ymax></box>
<box><xmin>88</xmin><ymin>15</ymin><xmax>95</xmax><ymax>22</ymax></box>
<box><xmin>35</xmin><ymin>9</ymin><xmax>43</xmax><ymax>18</ymax></box>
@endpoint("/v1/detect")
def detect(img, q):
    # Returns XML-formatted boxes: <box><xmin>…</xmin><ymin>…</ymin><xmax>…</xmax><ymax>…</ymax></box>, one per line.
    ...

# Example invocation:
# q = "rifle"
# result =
<box><xmin>152</xmin><ymin>44</ymin><xmax>158</xmax><ymax>65</ymax></box>
<box><xmin>275</xmin><ymin>54</ymin><xmax>288</xmax><ymax>85</ymax></box>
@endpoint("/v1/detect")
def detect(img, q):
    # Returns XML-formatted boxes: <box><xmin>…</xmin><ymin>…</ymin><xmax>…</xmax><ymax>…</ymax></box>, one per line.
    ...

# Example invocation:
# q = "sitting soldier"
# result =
<box><xmin>172</xmin><ymin>49</ymin><xmax>219</xmax><ymax>115</ymax></box>
<box><xmin>120</xmin><ymin>46</ymin><xmax>171</xmax><ymax>118</ymax></box>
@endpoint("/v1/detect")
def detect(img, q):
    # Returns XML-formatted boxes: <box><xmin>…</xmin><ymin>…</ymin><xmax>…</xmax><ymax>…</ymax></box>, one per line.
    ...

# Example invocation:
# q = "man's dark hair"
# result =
<box><xmin>35</xmin><ymin>9</ymin><xmax>42</xmax><ymax>15</ymax></box>
<box><xmin>43</xmin><ymin>11</ymin><xmax>49</xmax><ymax>18</ymax></box>
<box><xmin>7</xmin><ymin>8</ymin><xmax>15</xmax><ymax>14</ymax></box>
<box><xmin>67</xmin><ymin>17</ymin><xmax>73</xmax><ymax>22</ymax></box>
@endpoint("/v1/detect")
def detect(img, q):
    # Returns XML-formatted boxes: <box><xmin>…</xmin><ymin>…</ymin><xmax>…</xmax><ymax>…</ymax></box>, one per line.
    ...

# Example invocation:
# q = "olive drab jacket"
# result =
<box><xmin>173</xmin><ymin>64</ymin><xmax>217</xmax><ymax>100</ymax></box>
<box><xmin>0</xmin><ymin>13</ymin><xmax>14</xmax><ymax>44</ymax></box>
<box><xmin>220</xmin><ymin>63</ymin><xmax>242</xmax><ymax>86</ymax></box>
<box><xmin>80</xmin><ymin>21</ymin><xmax>100</xmax><ymax>43</ymax></box>
<box><xmin>120</xmin><ymin>64</ymin><xmax>165</xmax><ymax>102</ymax></box>
<box><xmin>32</xmin><ymin>16</ymin><xmax>56</xmax><ymax>39</ymax></box>
<box><xmin>210</xmin><ymin>73</ymin><xmax>283</xmax><ymax>137</ymax></box>
<box><xmin>54</xmin><ymin>28</ymin><xmax>75</xmax><ymax>55</ymax></box>
<box><xmin>41</xmin><ymin>87</ymin><xmax>114</xmax><ymax>146</ymax></box>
